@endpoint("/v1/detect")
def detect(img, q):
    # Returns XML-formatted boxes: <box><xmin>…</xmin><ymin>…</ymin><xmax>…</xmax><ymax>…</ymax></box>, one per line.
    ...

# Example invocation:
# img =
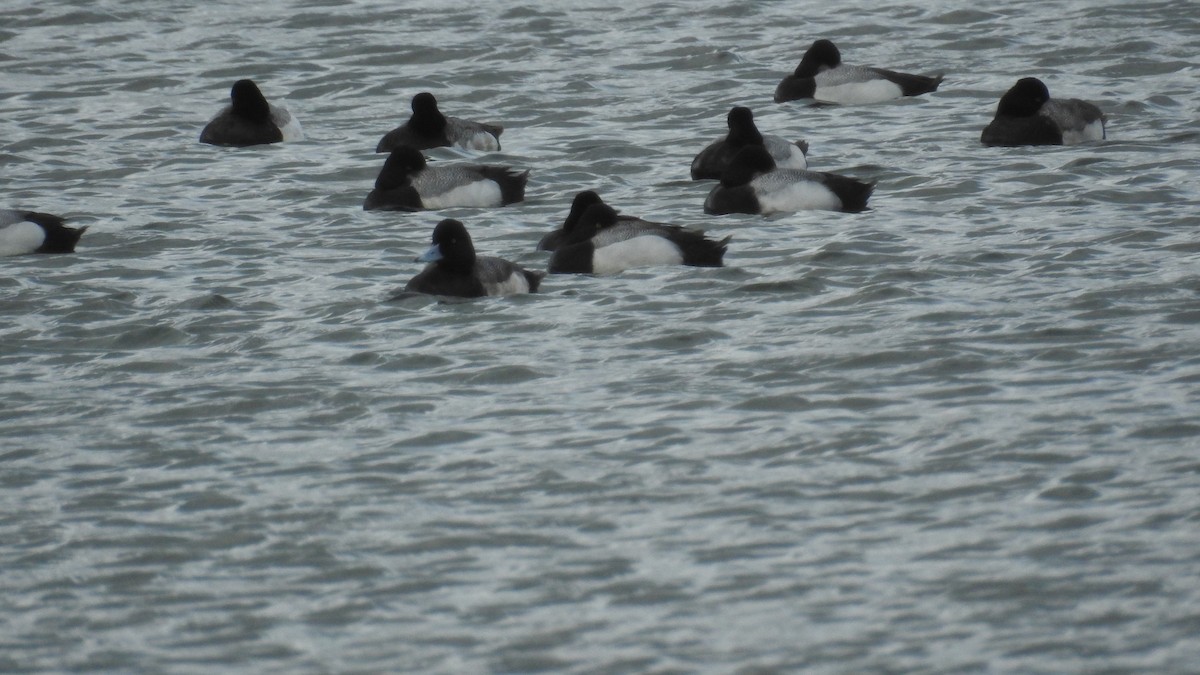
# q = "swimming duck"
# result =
<box><xmin>981</xmin><ymin>77</ymin><xmax>1106</xmax><ymax>146</ymax></box>
<box><xmin>548</xmin><ymin>203</ymin><xmax>729</xmax><ymax>275</ymax></box>
<box><xmin>376</xmin><ymin>92</ymin><xmax>503</xmax><ymax>153</ymax></box>
<box><xmin>691</xmin><ymin>106</ymin><xmax>809</xmax><ymax>180</ymax></box>
<box><xmin>537</xmin><ymin>190</ymin><xmax>665</xmax><ymax>252</ymax></box>
<box><xmin>703</xmin><ymin>145</ymin><xmax>874</xmax><ymax>215</ymax></box>
<box><xmin>774</xmin><ymin>39</ymin><xmax>943</xmax><ymax>104</ymax></box>
<box><xmin>401</xmin><ymin>218</ymin><xmax>543</xmax><ymax>298</ymax></box>
<box><xmin>199</xmin><ymin>79</ymin><xmax>303</xmax><ymax>147</ymax></box>
<box><xmin>364</xmin><ymin>146</ymin><xmax>528</xmax><ymax>211</ymax></box>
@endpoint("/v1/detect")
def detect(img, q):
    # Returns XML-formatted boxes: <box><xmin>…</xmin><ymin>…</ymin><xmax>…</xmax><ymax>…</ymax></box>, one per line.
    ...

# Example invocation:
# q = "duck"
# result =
<box><xmin>199</xmin><ymin>79</ymin><xmax>303</xmax><ymax>147</ymax></box>
<box><xmin>548</xmin><ymin>203</ymin><xmax>729</xmax><ymax>275</ymax></box>
<box><xmin>363</xmin><ymin>146</ymin><xmax>529</xmax><ymax>211</ymax></box>
<box><xmin>691</xmin><ymin>106</ymin><xmax>808</xmax><ymax>180</ymax></box>
<box><xmin>376</xmin><ymin>92</ymin><xmax>503</xmax><ymax>153</ymax></box>
<box><xmin>774</xmin><ymin>39</ymin><xmax>943</xmax><ymax>104</ymax></box>
<box><xmin>399</xmin><ymin>218</ymin><xmax>543</xmax><ymax>298</ymax></box>
<box><xmin>537</xmin><ymin>190</ymin><xmax>665</xmax><ymax>252</ymax></box>
<box><xmin>981</xmin><ymin>77</ymin><xmax>1106</xmax><ymax>146</ymax></box>
<box><xmin>703</xmin><ymin>145</ymin><xmax>874</xmax><ymax>215</ymax></box>
<box><xmin>0</xmin><ymin>210</ymin><xmax>87</xmax><ymax>256</ymax></box>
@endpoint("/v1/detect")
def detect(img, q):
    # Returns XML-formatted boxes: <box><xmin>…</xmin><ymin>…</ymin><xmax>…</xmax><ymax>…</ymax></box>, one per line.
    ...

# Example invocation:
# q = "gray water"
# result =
<box><xmin>3</xmin><ymin>0</ymin><xmax>1200</xmax><ymax>672</ymax></box>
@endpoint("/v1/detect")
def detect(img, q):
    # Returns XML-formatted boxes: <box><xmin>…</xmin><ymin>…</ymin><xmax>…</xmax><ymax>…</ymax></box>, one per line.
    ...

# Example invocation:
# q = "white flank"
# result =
<box><xmin>0</xmin><ymin>221</ymin><xmax>47</xmax><ymax>256</ymax></box>
<box><xmin>1062</xmin><ymin>119</ymin><xmax>1106</xmax><ymax>145</ymax></box>
<box><xmin>486</xmin><ymin>271</ymin><xmax>531</xmax><ymax>296</ymax></box>
<box><xmin>271</xmin><ymin>104</ymin><xmax>304</xmax><ymax>141</ymax></box>
<box><xmin>420</xmin><ymin>180</ymin><xmax>503</xmax><ymax>209</ymax></box>
<box><xmin>814</xmin><ymin>79</ymin><xmax>903</xmax><ymax>105</ymax></box>
<box><xmin>463</xmin><ymin>131</ymin><xmax>500</xmax><ymax>152</ymax></box>
<box><xmin>754</xmin><ymin>178</ymin><xmax>842</xmax><ymax>214</ymax></box>
<box><xmin>591</xmin><ymin>236</ymin><xmax>683</xmax><ymax>275</ymax></box>
<box><xmin>775</xmin><ymin>143</ymin><xmax>809</xmax><ymax>170</ymax></box>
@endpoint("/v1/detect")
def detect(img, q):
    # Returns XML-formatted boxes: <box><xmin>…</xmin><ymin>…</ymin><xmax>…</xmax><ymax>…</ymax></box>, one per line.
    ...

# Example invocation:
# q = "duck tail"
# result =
<box><xmin>839</xmin><ymin>178</ymin><xmax>876</xmax><ymax>213</ymax></box>
<box><xmin>524</xmin><ymin>269</ymin><xmax>546</xmax><ymax>293</ymax></box>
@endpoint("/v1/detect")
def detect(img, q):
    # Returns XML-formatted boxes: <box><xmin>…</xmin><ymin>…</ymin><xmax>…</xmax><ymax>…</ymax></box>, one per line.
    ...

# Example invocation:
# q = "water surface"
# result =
<box><xmin>3</xmin><ymin>0</ymin><xmax>1200</xmax><ymax>672</ymax></box>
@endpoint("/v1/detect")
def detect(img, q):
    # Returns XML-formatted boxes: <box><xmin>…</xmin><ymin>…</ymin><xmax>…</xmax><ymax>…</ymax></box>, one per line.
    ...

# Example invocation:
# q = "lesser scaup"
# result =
<box><xmin>703</xmin><ymin>145</ymin><xmax>874</xmax><ymax>215</ymax></box>
<box><xmin>981</xmin><ymin>77</ymin><xmax>1106</xmax><ymax>146</ymax></box>
<box><xmin>199</xmin><ymin>79</ymin><xmax>303</xmax><ymax>147</ymax></box>
<box><xmin>399</xmin><ymin>219</ymin><xmax>543</xmax><ymax>298</ymax></box>
<box><xmin>376</xmin><ymin>92</ymin><xmax>503</xmax><ymax>153</ymax></box>
<box><xmin>548</xmin><ymin>203</ymin><xmax>729</xmax><ymax>275</ymax></box>
<box><xmin>537</xmin><ymin>190</ymin><xmax>665</xmax><ymax>252</ymax></box>
<box><xmin>363</xmin><ymin>146</ymin><xmax>529</xmax><ymax>211</ymax></box>
<box><xmin>691</xmin><ymin>106</ymin><xmax>809</xmax><ymax>180</ymax></box>
<box><xmin>774</xmin><ymin>39</ymin><xmax>943</xmax><ymax>105</ymax></box>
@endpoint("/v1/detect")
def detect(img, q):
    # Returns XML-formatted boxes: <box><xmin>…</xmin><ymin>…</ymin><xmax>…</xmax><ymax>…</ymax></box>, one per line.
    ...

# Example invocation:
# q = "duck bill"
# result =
<box><xmin>415</xmin><ymin>244</ymin><xmax>443</xmax><ymax>263</ymax></box>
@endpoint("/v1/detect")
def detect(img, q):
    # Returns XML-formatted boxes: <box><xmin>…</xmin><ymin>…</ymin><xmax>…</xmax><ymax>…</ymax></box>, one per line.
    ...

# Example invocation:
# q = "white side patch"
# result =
<box><xmin>420</xmin><ymin>180</ymin><xmax>503</xmax><ymax>209</ymax></box>
<box><xmin>814</xmin><ymin>79</ymin><xmax>904</xmax><ymax>105</ymax></box>
<box><xmin>591</xmin><ymin>236</ymin><xmax>683</xmax><ymax>275</ymax></box>
<box><xmin>0</xmin><ymin>221</ymin><xmax>47</xmax><ymax>256</ymax></box>
<box><xmin>463</xmin><ymin>131</ymin><xmax>500</xmax><ymax>152</ymax></box>
<box><xmin>1062</xmin><ymin>119</ymin><xmax>1106</xmax><ymax>145</ymax></box>
<box><xmin>754</xmin><ymin>179</ymin><xmax>842</xmax><ymax>214</ymax></box>
<box><xmin>776</xmin><ymin>143</ymin><xmax>809</xmax><ymax>170</ymax></box>
<box><xmin>486</xmin><ymin>271</ymin><xmax>531</xmax><ymax>296</ymax></box>
<box><xmin>271</xmin><ymin>104</ymin><xmax>304</xmax><ymax>141</ymax></box>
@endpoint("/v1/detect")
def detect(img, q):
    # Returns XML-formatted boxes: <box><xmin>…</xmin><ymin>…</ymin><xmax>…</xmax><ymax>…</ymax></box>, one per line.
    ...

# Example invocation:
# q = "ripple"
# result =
<box><xmin>3</xmin><ymin>0</ymin><xmax>1200</xmax><ymax>673</ymax></box>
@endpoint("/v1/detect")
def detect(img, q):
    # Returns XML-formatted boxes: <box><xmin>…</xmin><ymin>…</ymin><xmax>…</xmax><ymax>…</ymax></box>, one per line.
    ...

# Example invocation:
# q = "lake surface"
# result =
<box><xmin>3</xmin><ymin>0</ymin><xmax>1200</xmax><ymax>672</ymax></box>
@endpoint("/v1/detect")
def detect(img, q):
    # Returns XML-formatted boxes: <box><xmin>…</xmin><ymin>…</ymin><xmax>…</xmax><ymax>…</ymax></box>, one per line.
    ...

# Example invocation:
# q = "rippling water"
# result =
<box><xmin>3</xmin><ymin>0</ymin><xmax>1200</xmax><ymax>672</ymax></box>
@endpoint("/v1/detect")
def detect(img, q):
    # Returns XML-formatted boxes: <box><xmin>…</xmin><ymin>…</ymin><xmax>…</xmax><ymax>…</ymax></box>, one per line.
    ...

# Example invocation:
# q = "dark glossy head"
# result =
<box><xmin>416</xmin><ymin>218</ymin><xmax>476</xmax><ymax>274</ymax></box>
<box><xmin>725</xmin><ymin>106</ymin><xmax>763</xmax><ymax>145</ymax></box>
<box><xmin>412</xmin><ymin>92</ymin><xmax>440</xmax><ymax>114</ymax></box>
<box><xmin>375</xmin><ymin>146</ymin><xmax>427</xmax><ymax>189</ymax></box>
<box><xmin>230</xmin><ymin>79</ymin><xmax>271</xmax><ymax>123</ymax></box>
<box><xmin>720</xmin><ymin>145</ymin><xmax>777</xmax><ymax>187</ymax></box>
<box><xmin>795</xmin><ymin>39</ymin><xmax>842</xmax><ymax>77</ymax></box>
<box><xmin>409</xmin><ymin>92</ymin><xmax>446</xmax><ymax>133</ymax></box>
<box><xmin>563</xmin><ymin>203</ymin><xmax>619</xmax><ymax>246</ymax></box>
<box><xmin>997</xmin><ymin>77</ymin><xmax>1051</xmax><ymax>117</ymax></box>
<box><xmin>563</xmin><ymin>190</ymin><xmax>606</xmax><ymax>231</ymax></box>
<box><xmin>578</xmin><ymin>202</ymin><xmax>619</xmax><ymax>231</ymax></box>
